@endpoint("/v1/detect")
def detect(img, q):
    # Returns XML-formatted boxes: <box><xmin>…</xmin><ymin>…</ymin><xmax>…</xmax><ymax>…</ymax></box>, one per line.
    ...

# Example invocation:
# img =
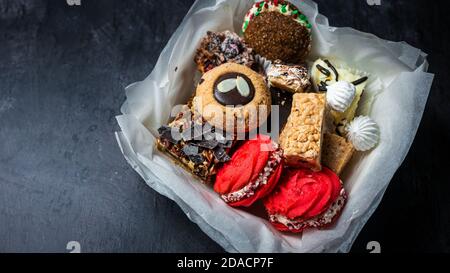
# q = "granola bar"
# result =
<box><xmin>279</xmin><ymin>93</ymin><xmax>327</xmax><ymax>171</ymax></box>
<box><xmin>321</xmin><ymin>133</ymin><xmax>355</xmax><ymax>175</ymax></box>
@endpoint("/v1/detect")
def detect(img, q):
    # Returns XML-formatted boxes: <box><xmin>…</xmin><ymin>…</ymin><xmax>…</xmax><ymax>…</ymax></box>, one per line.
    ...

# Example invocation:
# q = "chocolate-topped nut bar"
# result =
<box><xmin>156</xmin><ymin>105</ymin><xmax>234</xmax><ymax>183</ymax></box>
<box><xmin>279</xmin><ymin>93</ymin><xmax>327</xmax><ymax>171</ymax></box>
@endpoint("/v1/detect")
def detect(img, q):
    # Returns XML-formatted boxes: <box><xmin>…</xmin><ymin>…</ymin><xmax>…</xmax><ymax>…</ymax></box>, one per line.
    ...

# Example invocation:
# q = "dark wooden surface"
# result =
<box><xmin>0</xmin><ymin>0</ymin><xmax>448</xmax><ymax>253</ymax></box>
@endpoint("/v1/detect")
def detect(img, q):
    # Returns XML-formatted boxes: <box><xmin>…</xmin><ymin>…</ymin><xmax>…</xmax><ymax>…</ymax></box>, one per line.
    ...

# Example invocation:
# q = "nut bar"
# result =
<box><xmin>267</xmin><ymin>62</ymin><xmax>311</xmax><ymax>93</ymax></box>
<box><xmin>279</xmin><ymin>93</ymin><xmax>327</xmax><ymax>171</ymax></box>
<box><xmin>321</xmin><ymin>133</ymin><xmax>355</xmax><ymax>175</ymax></box>
<box><xmin>156</xmin><ymin>106</ymin><xmax>234</xmax><ymax>183</ymax></box>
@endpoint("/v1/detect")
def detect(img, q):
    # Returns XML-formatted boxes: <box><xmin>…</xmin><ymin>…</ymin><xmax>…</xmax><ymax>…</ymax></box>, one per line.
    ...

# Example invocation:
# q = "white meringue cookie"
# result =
<box><xmin>346</xmin><ymin>116</ymin><xmax>380</xmax><ymax>151</ymax></box>
<box><xmin>326</xmin><ymin>81</ymin><xmax>356</xmax><ymax>113</ymax></box>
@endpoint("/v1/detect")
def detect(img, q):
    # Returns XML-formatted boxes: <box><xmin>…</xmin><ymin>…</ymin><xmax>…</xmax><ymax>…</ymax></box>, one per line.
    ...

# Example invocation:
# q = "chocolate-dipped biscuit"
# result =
<box><xmin>193</xmin><ymin>63</ymin><xmax>271</xmax><ymax>133</ymax></box>
<box><xmin>242</xmin><ymin>0</ymin><xmax>312</xmax><ymax>63</ymax></box>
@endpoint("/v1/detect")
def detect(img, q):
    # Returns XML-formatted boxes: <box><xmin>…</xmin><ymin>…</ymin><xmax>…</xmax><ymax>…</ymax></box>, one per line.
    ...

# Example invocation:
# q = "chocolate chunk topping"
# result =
<box><xmin>182</xmin><ymin>144</ymin><xmax>199</xmax><ymax>156</ymax></box>
<box><xmin>213</xmin><ymin>72</ymin><xmax>255</xmax><ymax>106</ymax></box>
<box><xmin>213</xmin><ymin>146</ymin><xmax>231</xmax><ymax>162</ymax></box>
<box><xmin>158</xmin><ymin>108</ymin><xmax>234</xmax><ymax>166</ymax></box>
<box><xmin>189</xmin><ymin>154</ymin><xmax>205</xmax><ymax>165</ymax></box>
<box><xmin>158</xmin><ymin>126</ymin><xmax>180</xmax><ymax>144</ymax></box>
<box><xmin>159</xmin><ymin>118</ymin><xmax>233</xmax><ymax>165</ymax></box>
<box><xmin>221</xmin><ymin>140</ymin><xmax>234</xmax><ymax>149</ymax></box>
<box><xmin>192</xmin><ymin>139</ymin><xmax>219</xmax><ymax>150</ymax></box>
<box><xmin>182</xmin><ymin>145</ymin><xmax>205</xmax><ymax>165</ymax></box>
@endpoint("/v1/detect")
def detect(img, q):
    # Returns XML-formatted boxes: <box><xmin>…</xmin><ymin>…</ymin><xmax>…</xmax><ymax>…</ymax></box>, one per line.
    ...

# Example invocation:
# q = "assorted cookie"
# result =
<box><xmin>156</xmin><ymin>105</ymin><xmax>234</xmax><ymax>183</ymax></box>
<box><xmin>279</xmin><ymin>93</ymin><xmax>327</xmax><ymax>171</ymax></box>
<box><xmin>345</xmin><ymin>116</ymin><xmax>380</xmax><ymax>151</ymax></box>
<box><xmin>194</xmin><ymin>31</ymin><xmax>255</xmax><ymax>73</ymax></box>
<box><xmin>326</xmin><ymin>81</ymin><xmax>356</xmax><ymax>113</ymax></box>
<box><xmin>311</xmin><ymin>58</ymin><xmax>369</xmax><ymax>129</ymax></box>
<box><xmin>192</xmin><ymin>63</ymin><xmax>271</xmax><ymax>133</ymax></box>
<box><xmin>267</xmin><ymin>61</ymin><xmax>311</xmax><ymax>93</ymax></box>
<box><xmin>242</xmin><ymin>0</ymin><xmax>312</xmax><ymax>63</ymax></box>
<box><xmin>264</xmin><ymin>167</ymin><xmax>346</xmax><ymax>233</ymax></box>
<box><xmin>156</xmin><ymin>1</ymin><xmax>381</xmax><ymax>234</ymax></box>
<box><xmin>214</xmin><ymin>135</ymin><xmax>283</xmax><ymax>207</ymax></box>
<box><xmin>321</xmin><ymin>133</ymin><xmax>355</xmax><ymax>175</ymax></box>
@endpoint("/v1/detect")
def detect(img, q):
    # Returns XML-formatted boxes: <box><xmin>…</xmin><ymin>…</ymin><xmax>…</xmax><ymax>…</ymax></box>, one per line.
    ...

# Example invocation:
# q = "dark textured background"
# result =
<box><xmin>0</xmin><ymin>0</ymin><xmax>448</xmax><ymax>253</ymax></box>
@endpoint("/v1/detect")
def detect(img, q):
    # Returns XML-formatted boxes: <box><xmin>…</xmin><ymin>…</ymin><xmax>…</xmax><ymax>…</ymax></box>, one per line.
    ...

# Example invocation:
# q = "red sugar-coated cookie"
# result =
<box><xmin>264</xmin><ymin>167</ymin><xmax>347</xmax><ymax>233</ymax></box>
<box><xmin>214</xmin><ymin>135</ymin><xmax>283</xmax><ymax>207</ymax></box>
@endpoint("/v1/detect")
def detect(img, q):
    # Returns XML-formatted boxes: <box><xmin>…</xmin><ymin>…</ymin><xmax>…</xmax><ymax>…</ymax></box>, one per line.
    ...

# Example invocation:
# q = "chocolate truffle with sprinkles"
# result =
<box><xmin>242</xmin><ymin>0</ymin><xmax>312</xmax><ymax>63</ymax></box>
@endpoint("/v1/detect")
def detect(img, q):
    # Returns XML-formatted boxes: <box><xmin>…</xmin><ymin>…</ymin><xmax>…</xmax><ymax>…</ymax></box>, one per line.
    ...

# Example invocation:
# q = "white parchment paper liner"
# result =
<box><xmin>115</xmin><ymin>0</ymin><xmax>434</xmax><ymax>252</ymax></box>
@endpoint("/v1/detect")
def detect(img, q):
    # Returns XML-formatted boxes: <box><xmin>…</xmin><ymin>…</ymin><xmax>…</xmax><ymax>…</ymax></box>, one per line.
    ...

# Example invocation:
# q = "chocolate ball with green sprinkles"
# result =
<box><xmin>242</xmin><ymin>0</ymin><xmax>312</xmax><ymax>64</ymax></box>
